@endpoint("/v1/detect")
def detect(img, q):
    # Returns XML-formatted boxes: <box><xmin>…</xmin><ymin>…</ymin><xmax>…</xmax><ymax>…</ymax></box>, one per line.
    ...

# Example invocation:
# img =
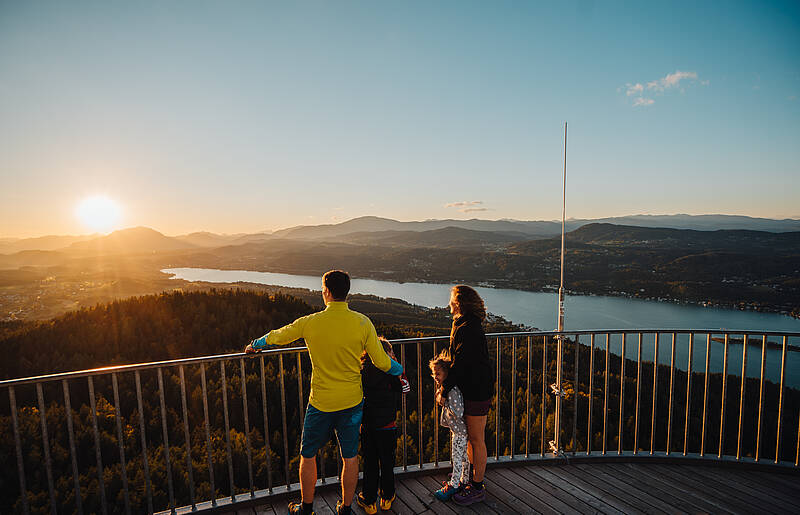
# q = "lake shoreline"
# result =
<box><xmin>162</xmin><ymin>265</ymin><xmax>800</xmax><ymax>321</ymax></box>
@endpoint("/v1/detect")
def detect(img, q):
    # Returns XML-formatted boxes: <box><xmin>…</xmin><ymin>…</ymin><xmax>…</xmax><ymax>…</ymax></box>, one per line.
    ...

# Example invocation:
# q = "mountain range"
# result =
<box><xmin>3</xmin><ymin>214</ymin><xmax>800</xmax><ymax>256</ymax></box>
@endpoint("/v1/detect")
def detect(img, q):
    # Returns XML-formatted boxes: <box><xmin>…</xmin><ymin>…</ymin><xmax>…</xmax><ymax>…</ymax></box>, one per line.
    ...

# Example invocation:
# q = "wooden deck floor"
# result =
<box><xmin>226</xmin><ymin>462</ymin><xmax>800</xmax><ymax>515</ymax></box>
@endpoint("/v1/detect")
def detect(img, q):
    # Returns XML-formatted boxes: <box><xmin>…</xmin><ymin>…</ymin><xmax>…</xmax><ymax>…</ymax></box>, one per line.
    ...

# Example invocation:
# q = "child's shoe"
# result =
<box><xmin>287</xmin><ymin>500</ymin><xmax>315</xmax><ymax>514</ymax></box>
<box><xmin>356</xmin><ymin>493</ymin><xmax>377</xmax><ymax>515</ymax></box>
<box><xmin>452</xmin><ymin>482</ymin><xmax>486</xmax><ymax>505</ymax></box>
<box><xmin>379</xmin><ymin>493</ymin><xmax>396</xmax><ymax>510</ymax></box>
<box><xmin>335</xmin><ymin>500</ymin><xmax>352</xmax><ymax>515</ymax></box>
<box><xmin>433</xmin><ymin>483</ymin><xmax>461</xmax><ymax>501</ymax></box>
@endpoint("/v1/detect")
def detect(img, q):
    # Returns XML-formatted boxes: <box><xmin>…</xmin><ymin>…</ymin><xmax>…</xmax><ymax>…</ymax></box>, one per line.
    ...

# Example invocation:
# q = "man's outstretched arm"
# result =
<box><xmin>245</xmin><ymin>315</ymin><xmax>310</xmax><ymax>353</ymax></box>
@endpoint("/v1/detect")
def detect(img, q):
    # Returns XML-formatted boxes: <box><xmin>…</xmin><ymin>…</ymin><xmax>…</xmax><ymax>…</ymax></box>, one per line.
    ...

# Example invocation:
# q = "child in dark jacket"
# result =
<box><xmin>357</xmin><ymin>337</ymin><xmax>410</xmax><ymax>514</ymax></box>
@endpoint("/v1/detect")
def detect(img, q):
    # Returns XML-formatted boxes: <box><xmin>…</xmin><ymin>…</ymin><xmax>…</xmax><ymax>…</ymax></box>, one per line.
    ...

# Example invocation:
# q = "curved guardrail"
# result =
<box><xmin>1</xmin><ymin>329</ymin><xmax>799</xmax><ymax>514</ymax></box>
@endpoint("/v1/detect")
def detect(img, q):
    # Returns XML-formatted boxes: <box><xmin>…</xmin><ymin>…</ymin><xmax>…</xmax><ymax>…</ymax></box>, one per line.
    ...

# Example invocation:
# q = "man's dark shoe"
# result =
<box><xmin>335</xmin><ymin>500</ymin><xmax>352</xmax><ymax>515</ymax></box>
<box><xmin>452</xmin><ymin>482</ymin><xmax>486</xmax><ymax>506</ymax></box>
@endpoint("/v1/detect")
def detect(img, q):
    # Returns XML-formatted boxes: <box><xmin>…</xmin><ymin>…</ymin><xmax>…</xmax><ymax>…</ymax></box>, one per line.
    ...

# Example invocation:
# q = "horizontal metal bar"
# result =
<box><xmin>4</xmin><ymin>329</ymin><xmax>799</xmax><ymax>387</ymax></box>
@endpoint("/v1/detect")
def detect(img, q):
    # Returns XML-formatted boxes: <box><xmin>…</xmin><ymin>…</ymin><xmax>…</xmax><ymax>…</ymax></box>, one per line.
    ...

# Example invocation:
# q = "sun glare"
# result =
<box><xmin>75</xmin><ymin>195</ymin><xmax>122</xmax><ymax>233</ymax></box>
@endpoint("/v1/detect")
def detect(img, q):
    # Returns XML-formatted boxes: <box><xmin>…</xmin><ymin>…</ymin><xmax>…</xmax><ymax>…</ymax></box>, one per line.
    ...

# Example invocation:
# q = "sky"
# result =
<box><xmin>1</xmin><ymin>1</ymin><xmax>798</xmax><ymax>237</ymax></box>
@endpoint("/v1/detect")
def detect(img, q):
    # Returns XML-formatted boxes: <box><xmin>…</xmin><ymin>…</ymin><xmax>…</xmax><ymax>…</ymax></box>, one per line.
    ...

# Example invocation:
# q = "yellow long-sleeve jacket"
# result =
<box><xmin>254</xmin><ymin>301</ymin><xmax>392</xmax><ymax>412</ymax></box>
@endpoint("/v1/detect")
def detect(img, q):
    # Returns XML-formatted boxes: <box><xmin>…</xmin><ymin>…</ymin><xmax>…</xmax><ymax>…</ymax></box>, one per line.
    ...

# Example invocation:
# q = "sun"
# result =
<box><xmin>75</xmin><ymin>195</ymin><xmax>122</xmax><ymax>233</ymax></box>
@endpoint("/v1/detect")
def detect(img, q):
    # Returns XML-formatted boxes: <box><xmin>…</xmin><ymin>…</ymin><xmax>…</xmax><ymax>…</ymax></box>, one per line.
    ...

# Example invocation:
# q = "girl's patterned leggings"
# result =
<box><xmin>449</xmin><ymin>431</ymin><xmax>470</xmax><ymax>488</ymax></box>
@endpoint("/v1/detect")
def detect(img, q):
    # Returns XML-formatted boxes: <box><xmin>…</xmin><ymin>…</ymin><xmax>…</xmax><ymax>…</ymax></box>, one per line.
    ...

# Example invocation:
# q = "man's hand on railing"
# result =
<box><xmin>244</xmin><ymin>343</ymin><xmax>258</xmax><ymax>354</ymax></box>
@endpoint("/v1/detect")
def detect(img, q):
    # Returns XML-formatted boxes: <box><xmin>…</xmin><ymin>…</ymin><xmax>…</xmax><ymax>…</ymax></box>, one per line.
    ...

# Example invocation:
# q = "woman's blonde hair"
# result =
<box><xmin>451</xmin><ymin>284</ymin><xmax>486</xmax><ymax>320</ymax></box>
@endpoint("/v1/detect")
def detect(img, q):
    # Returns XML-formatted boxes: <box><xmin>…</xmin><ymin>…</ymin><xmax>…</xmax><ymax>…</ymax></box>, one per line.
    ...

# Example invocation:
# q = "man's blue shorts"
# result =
<box><xmin>300</xmin><ymin>400</ymin><xmax>363</xmax><ymax>459</ymax></box>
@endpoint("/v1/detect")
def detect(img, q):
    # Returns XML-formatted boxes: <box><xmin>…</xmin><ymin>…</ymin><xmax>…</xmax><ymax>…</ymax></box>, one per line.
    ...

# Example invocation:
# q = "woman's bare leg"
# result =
<box><xmin>465</xmin><ymin>415</ymin><xmax>487</xmax><ymax>482</ymax></box>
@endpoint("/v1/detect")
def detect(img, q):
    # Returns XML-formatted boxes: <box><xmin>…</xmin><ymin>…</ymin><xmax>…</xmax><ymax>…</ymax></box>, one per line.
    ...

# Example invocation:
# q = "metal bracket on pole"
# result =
<box><xmin>550</xmin><ymin>382</ymin><xmax>566</xmax><ymax>397</ymax></box>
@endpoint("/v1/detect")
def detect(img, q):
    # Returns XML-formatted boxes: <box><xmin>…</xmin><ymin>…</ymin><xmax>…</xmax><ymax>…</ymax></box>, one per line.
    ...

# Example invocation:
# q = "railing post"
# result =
<box><xmin>634</xmin><ymin>333</ymin><xmax>642</xmax><ymax>454</ymax></box>
<box><xmin>618</xmin><ymin>333</ymin><xmax>626</xmax><ymax>455</ymax></box>
<box><xmin>9</xmin><ymin>387</ymin><xmax>30</xmax><ymax>515</ymax></box>
<box><xmin>650</xmin><ymin>333</ymin><xmax>659</xmax><ymax>455</ymax></box>
<box><xmin>719</xmin><ymin>334</ymin><xmax>730</xmax><ymax>458</ymax></box>
<box><xmin>775</xmin><ymin>337</ymin><xmax>787</xmax><ymax>464</ymax></box>
<box><xmin>112</xmin><ymin>373</ymin><xmax>132</xmax><ymax>514</ymax></box>
<box><xmin>62</xmin><ymin>380</ymin><xmax>84</xmax><ymax>515</ymax></box>
<box><xmin>666</xmin><ymin>332</ymin><xmax>676</xmax><ymax>455</ymax></box>
<box><xmin>701</xmin><ymin>334</ymin><xmax>711</xmax><ymax>457</ymax></box>
<box><xmin>200</xmin><ymin>363</ymin><xmax>216</xmax><ymax>507</ymax></box>
<box><xmin>736</xmin><ymin>335</ymin><xmax>748</xmax><ymax>460</ymax></box>
<box><xmin>553</xmin><ymin>331</ymin><xmax>564</xmax><ymax>455</ymax></box>
<box><xmin>602</xmin><ymin>333</ymin><xmax>609</xmax><ymax>455</ymax></box>
<box><xmin>178</xmin><ymin>365</ymin><xmax>196</xmax><ymax>509</ymax></box>
<box><xmin>756</xmin><ymin>335</ymin><xmax>767</xmax><ymax>461</ymax></box>
<box><xmin>587</xmin><ymin>333</ymin><xmax>594</xmax><ymax>455</ymax></box>
<box><xmin>36</xmin><ymin>383</ymin><xmax>57</xmax><ymax>515</ymax></box>
<box><xmin>157</xmin><ymin>368</ymin><xmax>176</xmax><ymax>513</ymax></box>
<box><xmin>135</xmin><ymin>370</ymin><xmax>154</xmax><ymax>514</ymax></box>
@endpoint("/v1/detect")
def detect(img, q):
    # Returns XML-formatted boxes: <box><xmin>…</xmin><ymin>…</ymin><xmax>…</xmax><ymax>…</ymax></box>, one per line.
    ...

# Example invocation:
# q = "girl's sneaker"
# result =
<box><xmin>355</xmin><ymin>493</ymin><xmax>377</xmax><ymax>515</ymax></box>
<box><xmin>453</xmin><ymin>482</ymin><xmax>486</xmax><ymax>505</ymax></box>
<box><xmin>379</xmin><ymin>493</ymin><xmax>396</xmax><ymax>510</ymax></box>
<box><xmin>433</xmin><ymin>483</ymin><xmax>462</xmax><ymax>501</ymax></box>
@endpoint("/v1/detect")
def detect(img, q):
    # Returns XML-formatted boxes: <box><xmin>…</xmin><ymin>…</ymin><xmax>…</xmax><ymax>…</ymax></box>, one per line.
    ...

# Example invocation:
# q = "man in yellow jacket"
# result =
<box><xmin>245</xmin><ymin>270</ymin><xmax>402</xmax><ymax>515</ymax></box>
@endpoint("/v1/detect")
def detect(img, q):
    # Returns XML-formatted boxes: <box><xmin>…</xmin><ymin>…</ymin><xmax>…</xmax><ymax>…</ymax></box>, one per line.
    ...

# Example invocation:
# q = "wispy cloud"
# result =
<box><xmin>621</xmin><ymin>70</ymin><xmax>706</xmax><ymax>107</ymax></box>
<box><xmin>445</xmin><ymin>200</ymin><xmax>490</xmax><ymax>213</ymax></box>
<box><xmin>445</xmin><ymin>200</ymin><xmax>483</xmax><ymax>208</ymax></box>
<box><xmin>647</xmin><ymin>70</ymin><xmax>697</xmax><ymax>92</ymax></box>
<box><xmin>626</xmin><ymin>83</ymin><xmax>644</xmax><ymax>96</ymax></box>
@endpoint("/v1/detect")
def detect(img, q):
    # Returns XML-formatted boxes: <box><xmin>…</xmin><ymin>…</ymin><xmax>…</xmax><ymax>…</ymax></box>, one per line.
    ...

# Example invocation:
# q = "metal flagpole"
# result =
<box><xmin>550</xmin><ymin>122</ymin><xmax>567</xmax><ymax>456</ymax></box>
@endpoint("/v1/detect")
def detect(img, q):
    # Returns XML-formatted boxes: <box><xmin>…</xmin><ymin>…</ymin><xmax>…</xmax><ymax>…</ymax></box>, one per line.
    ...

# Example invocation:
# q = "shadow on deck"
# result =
<box><xmin>225</xmin><ymin>461</ymin><xmax>800</xmax><ymax>515</ymax></box>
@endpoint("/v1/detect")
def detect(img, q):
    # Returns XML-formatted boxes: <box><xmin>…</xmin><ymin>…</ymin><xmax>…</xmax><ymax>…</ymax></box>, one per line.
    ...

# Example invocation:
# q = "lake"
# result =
<box><xmin>163</xmin><ymin>267</ymin><xmax>800</xmax><ymax>387</ymax></box>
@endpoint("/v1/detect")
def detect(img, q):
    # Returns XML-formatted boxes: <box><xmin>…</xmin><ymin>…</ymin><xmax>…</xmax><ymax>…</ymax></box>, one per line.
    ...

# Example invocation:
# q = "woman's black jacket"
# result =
<box><xmin>442</xmin><ymin>313</ymin><xmax>494</xmax><ymax>402</ymax></box>
<box><xmin>361</xmin><ymin>358</ymin><xmax>402</xmax><ymax>430</ymax></box>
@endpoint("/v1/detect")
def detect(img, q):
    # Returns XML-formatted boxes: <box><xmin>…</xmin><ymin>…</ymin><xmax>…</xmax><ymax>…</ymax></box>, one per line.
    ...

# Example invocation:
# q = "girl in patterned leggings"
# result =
<box><xmin>430</xmin><ymin>351</ymin><xmax>470</xmax><ymax>500</ymax></box>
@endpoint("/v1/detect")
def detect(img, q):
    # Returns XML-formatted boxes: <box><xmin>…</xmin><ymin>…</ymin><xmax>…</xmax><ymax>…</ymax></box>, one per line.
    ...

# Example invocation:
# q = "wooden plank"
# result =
<box><xmin>494</xmin><ymin>466</ymin><xmax>596</xmax><ymax>515</ymax></box>
<box><xmin>747</xmin><ymin>469</ymin><xmax>800</xmax><ymax>491</ymax></box>
<box><xmin>254</xmin><ymin>503</ymin><xmax>277</xmax><ymax>515</ymax></box>
<box><xmin>403</xmin><ymin>477</ymin><xmax>458</xmax><ymax>515</ymax></box>
<box><xmin>633</xmin><ymin>463</ymin><xmax>758</xmax><ymax>515</ymax></box>
<box><xmin>494</xmin><ymin>467</ymin><xmax>597</xmax><ymax>515</ymax></box>
<box><xmin>722</xmin><ymin>468</ymin><xmax>800</xmax><ymax>508</ymax></box>
<box><xmin>395</xmin><ymin>479</ymin><xmax>433</xmax><ymax>514</ymax></box>
<box><xmin>318</xmin><ymin>488</ymin><xmax>344</xmax><ymax>514</ymax></box>
<box><xmin>525</xmin><ymin>466</ymin><xmax>627</xmax><ymax>515</ymax></box>
<box><xmin>483</xmin><ymin>468</ymin><xmax>549</xmax><ymax>515</ymax></box>
<box><xmin>587</xmin><ymin>463</ymin><xmax>697</xmax><ymax>514</ymax></box>
<box><xmin>610</xmin><ymin>463</ymin><xmax>739</xmax><ymax>515</ymax></box>
<box><xmin>658</xmin><ymin>464</ymin><xmax>786</xmax><ymax>514</ymax></box>
<box><xmin>689</xmin><ymin>465</ymin><xmax>800</xmax><ymax>510</ymax></box>
<box><xmin>572</xmin><ymin>464</ymin><xmax>671</xmax><ymax>514</ymax></box>
<box><xmin>741</xmin><ymin>469</ymin><xmax>800</xmax><ymax>493</ymax></box>
<box><xmin>551</xmin><ymin>465</ymin><xmax>646</xmax><ymax>514</ymax></box>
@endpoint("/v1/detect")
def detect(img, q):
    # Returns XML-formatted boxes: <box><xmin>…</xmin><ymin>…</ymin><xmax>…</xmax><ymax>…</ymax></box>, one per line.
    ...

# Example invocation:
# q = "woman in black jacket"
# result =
<box><xmin>438</xmin><ymin>285</ymin><xmax>493</xmax><ymax>506</ymax></box>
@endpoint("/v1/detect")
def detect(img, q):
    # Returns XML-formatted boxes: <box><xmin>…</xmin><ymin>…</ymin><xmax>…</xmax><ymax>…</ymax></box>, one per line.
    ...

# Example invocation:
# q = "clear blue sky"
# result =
<box><xmin>1</xmin><ymin>1</ymin><xmax>798</xmax><ymax>237</ymax></box>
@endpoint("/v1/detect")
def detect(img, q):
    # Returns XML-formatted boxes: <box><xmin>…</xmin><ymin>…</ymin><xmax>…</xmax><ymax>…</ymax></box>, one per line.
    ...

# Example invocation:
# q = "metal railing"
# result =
<box><xmin>2</xmin><ymin>329</ymin><xmax>799</xmax><ymax>514</ymax></box>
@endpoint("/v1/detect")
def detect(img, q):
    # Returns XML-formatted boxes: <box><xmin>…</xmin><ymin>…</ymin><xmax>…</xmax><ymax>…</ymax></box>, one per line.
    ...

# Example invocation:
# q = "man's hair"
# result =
<box><xmin>323</xmin><ymin>270</ymin><xmax>350</xmax><ymax>300</ymax></box>
<box><xmin>428</xmin><ymin>349</ymin><xmax>451</xmax><ymax>377</ymax></box>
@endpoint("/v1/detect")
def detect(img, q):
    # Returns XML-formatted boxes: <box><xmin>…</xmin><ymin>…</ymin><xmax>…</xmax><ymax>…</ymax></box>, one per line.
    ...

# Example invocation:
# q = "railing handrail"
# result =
<box><xmin>2</xmin><ymin>328</ymin><xmax>799</xmax><ymax>387</ymax></box>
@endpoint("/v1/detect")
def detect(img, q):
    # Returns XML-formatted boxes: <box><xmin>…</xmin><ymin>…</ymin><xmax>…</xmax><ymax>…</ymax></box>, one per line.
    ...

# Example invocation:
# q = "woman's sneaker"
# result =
<box><xmin>355</xmin><ymin>493</ymin><xmax>377</xmax><ymax>515</ymax></box>
<box><xmin>433</xmin><ymin>483</ymin><xmax>462</xmax><ymax>501</ymax></box>
<box><xmin>379</xmin><ymin>493</ymin><xmax>396</xmax><ymax>510</ymax></box>
<box><xmin>453</xmin><ymin>482</ymin><xmax>486</xmax><ymax>505</ymax></box>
